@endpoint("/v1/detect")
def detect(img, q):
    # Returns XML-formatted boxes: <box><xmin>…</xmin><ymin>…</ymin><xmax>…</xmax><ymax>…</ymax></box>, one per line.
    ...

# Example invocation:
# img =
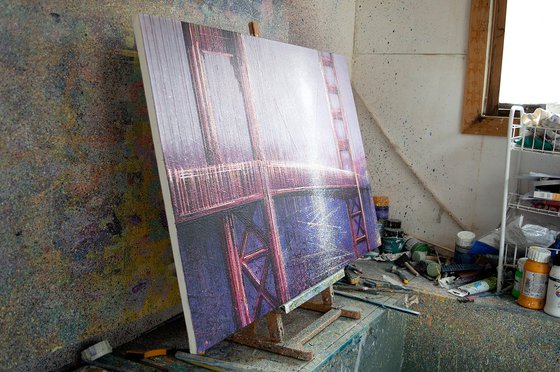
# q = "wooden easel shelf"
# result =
<box><xmin>229</xmin><ymin>286</ymin><xmax>361</xmax><ymax>361</ymax></box>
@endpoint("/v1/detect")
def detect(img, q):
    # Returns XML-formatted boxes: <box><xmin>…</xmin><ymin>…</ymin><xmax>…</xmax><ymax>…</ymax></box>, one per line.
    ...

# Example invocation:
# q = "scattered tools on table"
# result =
<box><xmin>390</xmin><ymin>265</ymin><xmax>409</xmax><ymax>284</ymax></box>
<box><xmin>334</xmin><ymin>283</ymin><xmax>410</xmax><ymax>295</ymax></box>
<box><xmin>367</xmin><ymin>276</ymin><xmax>411</xmax><ymax>291</ymax></box>
<box><xmin>333</xmin><ymin>283</ymin><xmax>374</xmax><ymax>292</ymax></box>
<box><xmin>175</xmin><ymin>351</ymin><xmax>259</xmax><ymax>371</ymax></box>
<box><xmin>394</xmin><ymin>253</ymin><xmax>420</xmax><ymax>277</ymax></box>
<box><xmin>334</xmin><ymin>290</ymin><xmax>420</xmax><ymax>316</ymax></box>
<box><xmin>343</xmin><ymin>264</ymin><xmax>363</xmax><ymax>285</ymax></box>
<box><xmin>404</xmin><ymin>262</ymin><xmax>419</xmax><ymax>277</ymax></box>
<box><xmin>440</xmin><ymin>263</ymin><xmax>482</xmax><ymax>274</ymax></box>
<box><xmin>126</xmin><ymin>348</ymin><xmax>170</xmax><ymax>359</ymax></box>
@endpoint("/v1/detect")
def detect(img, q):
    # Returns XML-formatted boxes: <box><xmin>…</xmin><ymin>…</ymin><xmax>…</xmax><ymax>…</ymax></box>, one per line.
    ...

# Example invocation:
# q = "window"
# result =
<box><xmin>461</xmin><ymin>0</ymin><xmax>508</xmax><ymax>135</ymax></box>
<box><xmin>461</xmin><ymin>0</ymin><xmax>559</xmax><ymax>136</ymax></box>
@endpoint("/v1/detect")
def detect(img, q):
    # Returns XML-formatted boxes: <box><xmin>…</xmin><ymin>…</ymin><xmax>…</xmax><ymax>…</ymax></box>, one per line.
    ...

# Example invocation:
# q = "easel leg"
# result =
<box><xmin>299</xmin><ymin>287</ymin><xmax>361</xmax><ymax>319</ymax></box>
<box><xmin>266</xmin><ymin>311</ymin><xmax>284</xmax><ymax>343</ymax></box>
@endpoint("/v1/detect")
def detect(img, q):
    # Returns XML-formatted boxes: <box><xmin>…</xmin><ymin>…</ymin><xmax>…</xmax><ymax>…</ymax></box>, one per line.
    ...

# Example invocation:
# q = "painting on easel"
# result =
<box><xmin>134</xmin><ymin>14</ymin><xmax>380</xmax><ymax>353</ymax></box>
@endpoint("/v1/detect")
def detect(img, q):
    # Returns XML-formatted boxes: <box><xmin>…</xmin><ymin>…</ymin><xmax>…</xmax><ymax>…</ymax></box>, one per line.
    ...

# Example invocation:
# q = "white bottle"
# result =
<box><xmin>544</xmin><ymin>255</ymin><xmax>560</xmax><ymax>318</ymax></box>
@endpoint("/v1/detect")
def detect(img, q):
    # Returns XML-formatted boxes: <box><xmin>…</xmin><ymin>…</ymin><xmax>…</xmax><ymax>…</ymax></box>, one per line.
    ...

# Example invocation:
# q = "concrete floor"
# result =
<box><xmin>352</xmin><ymin>260</ymin><xmax>560</xmax><ymax>372</ymax></box>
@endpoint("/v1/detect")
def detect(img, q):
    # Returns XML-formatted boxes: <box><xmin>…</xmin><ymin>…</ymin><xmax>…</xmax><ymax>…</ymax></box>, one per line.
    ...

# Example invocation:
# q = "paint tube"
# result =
<box><xmin>448</xmin><ymin>277</ymin><xmax>497</xmax><ymax>297</ymax></box>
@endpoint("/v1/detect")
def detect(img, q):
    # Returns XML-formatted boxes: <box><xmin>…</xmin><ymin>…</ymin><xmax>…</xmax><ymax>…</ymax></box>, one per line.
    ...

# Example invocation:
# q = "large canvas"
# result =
<box><xmin>134</xmin><ymin>14</ymin><xmax>380</xmax><ymax>353</ymax></box>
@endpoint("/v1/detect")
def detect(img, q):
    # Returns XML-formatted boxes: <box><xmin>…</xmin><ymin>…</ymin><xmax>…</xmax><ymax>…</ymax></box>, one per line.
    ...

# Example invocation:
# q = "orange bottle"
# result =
<box><xmin>518</xmin><ymin>246</ymin><xmax>551</xmax><ymax>310</ymax></box>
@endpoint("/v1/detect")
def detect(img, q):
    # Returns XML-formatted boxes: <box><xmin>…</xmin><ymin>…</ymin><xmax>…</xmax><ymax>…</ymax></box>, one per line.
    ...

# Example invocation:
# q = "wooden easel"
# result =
<box><xmin>229</xmin><ymin>284</ymin><xmax>361</xmax><ymax>361</ymax></box>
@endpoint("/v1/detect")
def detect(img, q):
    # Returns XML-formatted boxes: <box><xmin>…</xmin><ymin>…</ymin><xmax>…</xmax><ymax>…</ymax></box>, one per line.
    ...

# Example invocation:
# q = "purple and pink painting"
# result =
<box><xmin>134</xmin><ymin>14</ymin><xmax>380</xmax><ymax>353</ymax></box>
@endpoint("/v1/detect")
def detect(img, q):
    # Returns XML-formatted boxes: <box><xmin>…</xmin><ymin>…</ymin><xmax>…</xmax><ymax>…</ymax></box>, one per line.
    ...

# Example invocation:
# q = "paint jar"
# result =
<box><xmin>384</xmin><ymin>219</ymin><xmax>401</xmax><ymax>229</ymax></box>
<box><xmin>512</xmin><ymin>257</ymin><xmax>528</xmax><ymax>299</ymax></box>
<box><xmin>381</xmin><ymin>217</ymin><xmax>404</xmax><ymax>253</ymax></box>
<box><xmin>381</xmin><ymin>237</ymin><xmax>405</xmax><ymax>253</ymax></box>
<box><xmin>411</xmin><ymin>250</ymin><xmax>427</xmax><ymax>262</ymax></box>
<box><xmin>405</xmin><ymin>237</ymin><xmax>430</xmax><ymax>261</ymax></box>
<box><xmin>518</xmin><ymin>246</ymin><xmax>551</xmax><ymax>310</ymax></box>
<box><xmin>418</xmin><ymin>260</ymin><xmax>441</xmax><ymax>278</ymax></box>
<box><xmin>373</xmin><ymin>196</ymin><xmax>389</xmax><ymax>222</ymax></box>
<box><xmin>544</xmin><ymin>254</ymin><xmax>560</xmax><ymax>317</ymax></box>
<box><xmin>383</xmin><ymin>227</ymin><xmax>404</xmax><ymax>238</ymax></box>
<box><xmin>454</xmin><ymin>231</ymin><xmax>476</xmax><ymax>264</ymax></box>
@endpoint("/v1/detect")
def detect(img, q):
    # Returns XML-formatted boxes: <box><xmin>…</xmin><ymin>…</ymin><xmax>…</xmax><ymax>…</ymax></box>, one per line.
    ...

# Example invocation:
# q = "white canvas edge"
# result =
<box><xmin>132</xmin><ymin>14</ymin><xmax>198</xmax><ymax>354</ymax></box>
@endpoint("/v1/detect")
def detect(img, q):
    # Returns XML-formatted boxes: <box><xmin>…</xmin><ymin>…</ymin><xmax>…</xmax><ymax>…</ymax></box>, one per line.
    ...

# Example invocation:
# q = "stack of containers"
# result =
<box><xmin>454</xmin><ymin>231</ymin><xmax>476</xmax><ymax>264</ymax></box>
<box><xmin>373</xmin><ymin>196</ymin><xmax>389</xmax><ymax>237</ymax></box>
<box><xmin>381</xmin><ymin>219</ymin><xmax>404</xmax><ymax>253</ymax></box>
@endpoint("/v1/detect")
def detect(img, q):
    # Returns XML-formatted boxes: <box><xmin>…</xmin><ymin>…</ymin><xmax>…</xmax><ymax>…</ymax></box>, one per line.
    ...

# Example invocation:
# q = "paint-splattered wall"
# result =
<box><xmin>0</xmin><ymin>1</ymin><xmax>356</xmax><ymax>370</ymax></box>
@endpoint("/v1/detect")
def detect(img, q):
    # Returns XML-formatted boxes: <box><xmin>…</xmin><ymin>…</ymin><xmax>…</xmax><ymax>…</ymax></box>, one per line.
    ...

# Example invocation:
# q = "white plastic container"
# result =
<box><xmin>455</xmin><ymin>231</ymin><xmax>476</xmax><ymax>264</ymax></box>
<box><xmin>544</xmin><ymin>257</ymin><xmax>560</xmax><ymax>318</ymax></box>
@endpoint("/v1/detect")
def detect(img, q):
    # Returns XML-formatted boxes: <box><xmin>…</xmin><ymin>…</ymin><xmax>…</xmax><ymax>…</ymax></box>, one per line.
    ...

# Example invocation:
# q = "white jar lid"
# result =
<box><xmin>517</xmin><ymin>257</ymin><xmax>528</xmax><ymax>271</ymax></box>
<box><xmin>456</xmin><ymin>231</ymin><xmax>475</xmax><ymax>246</ymax></box>
<box><xmin>527</xmin><ymin>246</ymin><xmax>551</xmax><ymax>263</ymax></box>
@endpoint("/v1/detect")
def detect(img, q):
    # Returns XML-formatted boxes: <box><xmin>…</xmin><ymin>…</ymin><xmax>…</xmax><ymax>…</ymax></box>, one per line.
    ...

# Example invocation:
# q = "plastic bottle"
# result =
<box><xmin>544</xmin><ymin>254</ymin><xmax>560</xmax><ymax>317</ymax></box>
<box><xmin>454</xmin><ymin>231</ymin><xmax>476</xmax><ymax>264</ymax></box>
<box><xmin>518</xmin><ymin>246</ymin><xmax>551</xmax><ymax>310</ymax></box>
<box><xmin>512</xmin><ymin>257</ymin><xmax>528</xmax><ymax>299</ymax></box>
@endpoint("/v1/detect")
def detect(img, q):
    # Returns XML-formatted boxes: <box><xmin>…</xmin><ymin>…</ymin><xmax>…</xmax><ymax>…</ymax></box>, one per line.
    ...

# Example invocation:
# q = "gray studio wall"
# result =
<box><xmin>0</xmin><ymin>1</ymin><xmax>356</xmax><ymax>370</ymax></box>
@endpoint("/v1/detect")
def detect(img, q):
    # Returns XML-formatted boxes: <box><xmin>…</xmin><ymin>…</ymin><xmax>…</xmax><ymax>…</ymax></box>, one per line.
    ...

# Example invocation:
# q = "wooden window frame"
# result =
<box><xmin>461</xmin><ymin>0</ymin><xmax>509</xmax><ymax>136</ymax></box>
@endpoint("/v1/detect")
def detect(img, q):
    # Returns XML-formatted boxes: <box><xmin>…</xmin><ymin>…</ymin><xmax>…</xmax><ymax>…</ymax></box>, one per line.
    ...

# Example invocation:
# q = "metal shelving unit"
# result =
<box><xmin>497</xmin><ymin>105</ymin><xmax>560</xmax><ymax>292</ymax></box>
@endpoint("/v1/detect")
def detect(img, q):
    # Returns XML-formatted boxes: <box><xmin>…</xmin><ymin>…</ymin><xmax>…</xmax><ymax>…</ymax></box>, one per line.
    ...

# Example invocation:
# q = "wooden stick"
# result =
<box><xmin>334</xmin><ymin>291</ymin><xmax>420</xmax><ymax>316</ymax></box>
<box><xmin>404</xmin><ymin>262</ymin><xmax>420</xmax><ymax>277</ymax></box>
<box><xmin>248</xmin><ymin>21</ymin><xmax>260</xmax><ymax>37</ymax></box>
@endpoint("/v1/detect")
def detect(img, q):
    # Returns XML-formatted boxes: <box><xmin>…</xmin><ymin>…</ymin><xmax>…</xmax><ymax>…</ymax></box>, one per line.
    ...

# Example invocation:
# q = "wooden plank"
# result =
<box><xmin>139</xmin><ymin>356</ymin><xmax>196</xmax><ymax>371</ymax></box>
<box><xmin>298</xmin><ymin>302</ymin><xmax>361</xmax><ymax>319</ymax></box>
<box><xmin>461</xmin><ymin>0</ymin><xmax>508</xmax><ymax>136</ymax></box>
<box><xmin>90</xmin><ymin>354</ymin><xmax>159</xmax><ymax>372</ymax></box>
<box><xmin>281</xmin><ymin>270</ymin><xmax>344</xmax><ymax>313</ymax></box>
<box><xmin>285</xmin><ymin>309</ymin><xmax>341</xmax><ymax>347</ymax></box>
<box><xmin>248</xmin><ymin>21</ymin><xmax>260</xmax><ymax>37</ymax></box>
<box><xmin>229</xmin><ymin>332</ymin><xmax>313</xmax><ymax>361</ymax></box>
<box><xmin>175</xmin><ymin>352</ymin><xmax>260</xmax><ymax>371</ymax></box>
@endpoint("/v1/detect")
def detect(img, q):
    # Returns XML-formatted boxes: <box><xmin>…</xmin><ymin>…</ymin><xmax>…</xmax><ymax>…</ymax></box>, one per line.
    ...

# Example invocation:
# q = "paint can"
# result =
<box><xmin>454</xmin><ymin>231</ymin><xmax>476</xmax><ymax>264</ymax></box>
<box><xmin>384</xmin><ymin>227</ymin><xmax>404</xmax><ymax>238</ymax></box>
<box><xmin>418</xmin><ymin>260</ymin><xmax>441</xmax><ymax>278</ymax></box>
<box><xmin>373</xmin><ymin>196</ymin><xmax>389</xmax><ymax>222</ymax></box>
<box><xmin>384</xmin><ymin>219</ymin><xmax>401</xmax><ymax>229</ymax></box>
<box><xmin>405</xmin><ymin>237</ymin><xmax>430</xmax><ymax>262</ymax></box>
<box><xmin>381</xmin><ymin>237</ymin><xmax>405</xmax><ymax>254</ymax></box>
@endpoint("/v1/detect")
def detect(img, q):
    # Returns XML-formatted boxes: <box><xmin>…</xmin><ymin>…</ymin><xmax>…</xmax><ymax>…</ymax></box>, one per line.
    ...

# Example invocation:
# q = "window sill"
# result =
<box><xmin>461</xmin><ymin>115</ymin><xmax>508</xmax><ymax>136</ymax></box>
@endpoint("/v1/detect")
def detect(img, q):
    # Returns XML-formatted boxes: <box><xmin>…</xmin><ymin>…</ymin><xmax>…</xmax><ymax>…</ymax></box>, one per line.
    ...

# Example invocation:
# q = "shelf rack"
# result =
<box><xmin>497</xmin><ymin>106</ymin><xmax>560</xmax><ymax>292</ymax></box>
